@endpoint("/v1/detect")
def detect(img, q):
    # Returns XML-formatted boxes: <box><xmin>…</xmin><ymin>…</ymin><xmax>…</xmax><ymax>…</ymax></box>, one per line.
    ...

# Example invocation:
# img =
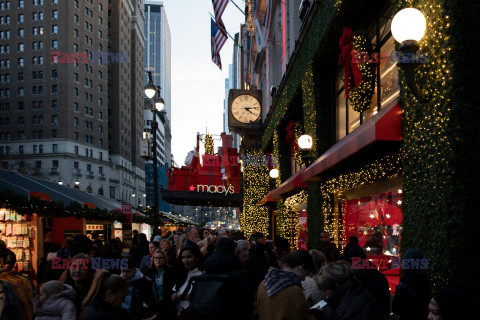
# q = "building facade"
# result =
<box><xmin>237</xmin><ymin>0</ymin><xmax>479</xmax><ymax>298</ymax></box>
<box><xmin>0</xmin><ymin>0</ymin><xmax>146</xmax><ymax>208</ymax></box>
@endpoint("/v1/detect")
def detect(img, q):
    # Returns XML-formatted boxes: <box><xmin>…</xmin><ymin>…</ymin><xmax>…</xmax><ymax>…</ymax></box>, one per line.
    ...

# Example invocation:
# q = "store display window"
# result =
<box><xmin>342</xmin><ymin>189</ymin><xmax>403</xmax><ymax>268</ymax></box>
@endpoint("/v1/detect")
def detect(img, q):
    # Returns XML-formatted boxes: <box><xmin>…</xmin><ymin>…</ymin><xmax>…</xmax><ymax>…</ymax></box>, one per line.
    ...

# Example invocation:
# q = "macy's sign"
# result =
<box><xmin>196</xmin><ymin>184</ymin><xmax>235</xmax><ymax>195</ymax></box>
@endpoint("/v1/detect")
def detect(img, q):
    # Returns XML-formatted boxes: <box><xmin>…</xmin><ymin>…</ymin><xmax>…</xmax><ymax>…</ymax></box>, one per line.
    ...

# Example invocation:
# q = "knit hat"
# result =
<box><xmin>402</xmin><ymin>249</ymin><xmax>423</xmax><ymax>260</ymax></box>
<box><xmin>153</xmin><ymin>235</ymin><xmax>162</xmax><ymax>242</ymax></box>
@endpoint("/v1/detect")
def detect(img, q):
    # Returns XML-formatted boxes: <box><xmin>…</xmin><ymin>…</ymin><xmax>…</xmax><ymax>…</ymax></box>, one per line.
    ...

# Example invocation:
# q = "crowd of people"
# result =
<box><xmin>25</xmin><ymin>228</ymin><xmax>469</xmax><ymax>320</ymax></box>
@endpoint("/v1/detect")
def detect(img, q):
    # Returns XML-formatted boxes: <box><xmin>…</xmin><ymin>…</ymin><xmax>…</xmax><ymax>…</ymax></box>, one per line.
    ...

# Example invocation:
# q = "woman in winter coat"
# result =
<box><xmin>145</xmin><ymin>249</ymin><xmax>177</xmax><ymax>319</ymax></box>
<box><xmin>79</xmin><ymin>269</ymin><xmax>133</xmax><ymax>320</ymax></box>
<box><xmin>255</xmin><ymin>250</ymin><xmax>317</xmax><ymax>320</ymax></box>
<box><xmin>314</xmin><ymin>261</ymin><xmax>381</xmax><ymax>320</ymax></box>
<box><xmin>139</xmin><ymin>241</ymin><xmax>160</xmax><ymax>274</ymax></box>
<box><xmin>34</xmin><ymin>280</ymin><xmax>76</xmax><ymax>320</ymax></box>
<box><xmin>171</xmin><ymin>246</ymin><xmax>203</xmax><ymax>316</ymax></box>
<box><xmin>59</xmin><ymin>253</ymin><xmax>96</xmax><ymax>317</ymax></box>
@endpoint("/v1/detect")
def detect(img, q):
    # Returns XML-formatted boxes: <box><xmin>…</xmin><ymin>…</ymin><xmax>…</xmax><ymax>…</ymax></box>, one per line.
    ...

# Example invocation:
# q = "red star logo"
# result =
<box><xmin>188</xmin><ymin>185</ymin><xmax>196</xmax><ymax>192</ymax></box>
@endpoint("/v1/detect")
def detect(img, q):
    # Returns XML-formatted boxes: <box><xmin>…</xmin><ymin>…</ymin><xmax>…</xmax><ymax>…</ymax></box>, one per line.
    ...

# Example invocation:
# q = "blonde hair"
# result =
<box><xmin>40</xmin><ymin>280</ymin><xmax>65</xmax><ymax>298</ymax></box>
<box><xmin>82</xmin><ymin>269</ymin><xmax>128</xmax><ymax>308</ymax></box>
<box><xmin>316</xmin><ymin>261</ymin><xmax>353</xmax><ymax>291</ymax></box>
<box><xmin>150</xmin><ymin>249</ymin><xmax>168</xmax><ymax>269</ymax></box>
<box><xmin>309</xmin><ymin>249</ymin><xmax>326</xmax><ymax>273</ymax></box>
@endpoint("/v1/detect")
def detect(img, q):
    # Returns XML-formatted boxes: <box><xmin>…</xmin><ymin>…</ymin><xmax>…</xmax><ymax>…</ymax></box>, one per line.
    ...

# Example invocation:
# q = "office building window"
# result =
<box><xmin>52</xmin><ymin>144</ymin><xmax>57</xmax><ymax>153</ymax></box>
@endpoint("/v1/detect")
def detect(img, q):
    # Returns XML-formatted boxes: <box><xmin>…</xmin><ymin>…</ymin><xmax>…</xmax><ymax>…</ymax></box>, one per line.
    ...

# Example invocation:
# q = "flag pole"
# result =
<box><xmin>229</xmin><ymin>0</ymin><xmax>245</xmax><ymax>15</ymax></box>
<box><xmin>209</xmin><ymin>12</ymin><xmax>236</xmax><ymax>42</ymax></box>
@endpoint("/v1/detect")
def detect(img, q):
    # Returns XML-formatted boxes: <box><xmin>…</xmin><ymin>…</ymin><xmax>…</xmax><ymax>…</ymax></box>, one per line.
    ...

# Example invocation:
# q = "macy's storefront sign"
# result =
<box><xmin>190</xmin><ymin>184</ymin><xmax>235</xmax><ymax>195</ymax></box>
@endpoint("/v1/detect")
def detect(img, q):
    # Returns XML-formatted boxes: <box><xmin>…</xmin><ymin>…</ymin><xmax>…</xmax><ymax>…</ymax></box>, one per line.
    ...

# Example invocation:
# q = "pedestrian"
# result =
<box><xmin>171</xmin><ymin>246</ymin><xmax>203</xmax><ymax>317</ymax></box>
<box><xmin>255</xmin><ymin>250</ymin><xmax>317</xmax><ymax>320</ymax></box>
<box><xmin>392</xmin><ymin>249</ymin><xmax>431</xmax><ymax>320</ymax></box>
<box><xmin>59</xmin><ymin>253</ymin><xmax>96</xmax><ymax>317</ymax></box>
<box><xmin>428</xmin><ymin>288</ymin><xmax>469</xmax><ymax>319</ymax></box>
<box><xmin>120</xmin><ymin>257</ymin><xmax>155</xmax><ymax>320</ymax></box>
<box><xmin>139</xmin><ymin>241</ymin><xmax>161</xmax><ymax>274</ymax></box>
<box><xmin>145</xmin><ymin>249</ymin><xmax>177</xmax><ymax>319</ymax></box>
<box><xmin>0</xmin><ymin>239</ymin><xmax>16</xmax><ymax>268</ymax></box>
<box><xmin>34</xmin><ymin>280</ymin><xmax>76</xmax><ymax>320</ymax></box>
<box><xmin>348</xmin><ymin>246</ymin><xmax>390</xmax><ymax>319</ymax></box>
<box><xmin>161</xmin><ymin>239</ymin><xmax>177</xmax><ymax>267</ymax></box>
<box><xmin>302</xmin><ymin>249</ymin><xmax>326</xmax><ymax>307</ymax></box>
<box><xmin>137</xmin><ymin>233</ymin><xmax>150</xmax><ymax>257</ymax></box>
<box><xmin>273</xmin><ymin>236</ymin><xmax>290</xmax><ymax>268</ymax></box>
<box><xmin>203</xmin><ymin>237</ymin><xmax>249</xmax><ymax>320</ymax></box>
<box><xmin>173</xmin><ymin>231</ymin><xmax>182</xmax><ymax>251</ymax></box>
<box><xmin>314</xmin><ymin>260</ymin><xmax>381</xmax><ymax>320</ymax></box>
<box><xmin>132</xmin><ymin>230</ymin><xmax>139</xmax><ymax>246</ymax></box>
<box><xmin>234</xmin><ymin>239</ymin><xmax>250</xmax><ymax>265</ymax></box>
<box><xmin>79</xmin><ymin>269</ymin><xmax>133</xmax><ymax>320</ymax></box>
<box><xmin>317</xmin><ymin>231</ymin><xmax>340</xmax><ymax>262</ymax></box>
<box><xmin>343</xmin><ymin>236</ymin><xmax>360</xmax><ymax>262</ymax></box>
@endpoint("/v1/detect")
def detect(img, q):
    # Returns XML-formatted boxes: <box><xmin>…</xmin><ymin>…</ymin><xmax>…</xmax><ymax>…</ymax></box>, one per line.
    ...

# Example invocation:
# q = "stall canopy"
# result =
<box><xmin>0</xmin><ymin>169</ymin><xmax>129</xmax><ymax>211</ymax></box>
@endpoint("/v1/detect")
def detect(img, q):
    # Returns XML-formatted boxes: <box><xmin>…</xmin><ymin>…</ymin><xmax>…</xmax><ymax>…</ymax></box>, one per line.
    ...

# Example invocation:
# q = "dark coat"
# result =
<box><xmin>317</xmin><ymin>242</ymin><xmax>340</xmax><ymax>262</ymax></box>
<box><xmin>204</xmin><ymin>250</ymin><xmax>250</xmax><ymax>320</ymax></box>
<box><xmin>127</xmin><ymin>274</ymin><xmax>156</xmax><ymax>320</ymax></box>
<box><xmin>144</xmin><ymin>266</ymin><xmax>177</xmax><ymax>320</ymax></box>
<box><xmin>0</xmin><ymin>246</ymin><xmax>16</xmax><ymax>266</ymax></box>
<box><xmin>321</xmin><ymin>278</ymin><xmax>381</xmax><ymax>320</ymax></box>
<box><xmin>353</xmin><ymin>262</ymin><xmax>391</xmax><ymax>319</ymax></box>
<box><xmin>392</xmin><ymin>272</ymin><xmax>431</xmax><ymax>320</ymax></box>
<box><xmin>79</xmin><ymin>299</ymin><xmax>134</xmax><ymax>320</ymax></box>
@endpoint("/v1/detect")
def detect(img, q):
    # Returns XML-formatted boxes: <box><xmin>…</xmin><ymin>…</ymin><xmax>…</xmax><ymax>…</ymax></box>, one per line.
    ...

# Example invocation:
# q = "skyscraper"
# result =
<box><xmin>0</xmin><ymin>0</ymin><xmax>146</xmax><ymax>208</ymax></box>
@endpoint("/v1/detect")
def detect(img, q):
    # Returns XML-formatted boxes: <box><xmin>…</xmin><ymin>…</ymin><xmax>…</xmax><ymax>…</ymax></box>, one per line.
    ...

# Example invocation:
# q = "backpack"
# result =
<box><xmin>188</xmin><ymin>274</ymin><xmax>229</xmax><ymax>320</ymax></box>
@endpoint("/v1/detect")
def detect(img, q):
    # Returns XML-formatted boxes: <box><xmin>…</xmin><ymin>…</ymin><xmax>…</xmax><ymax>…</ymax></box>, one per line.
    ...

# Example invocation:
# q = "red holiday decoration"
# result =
<box><xmin>338</xmin><ymin>27</ymin><xmax>362</xmax><ymax>100</ymax></box>
<box><xmin>286</xmin><ymin>120</ymin><xmax>299</xmax><ymax>154</ymax></box>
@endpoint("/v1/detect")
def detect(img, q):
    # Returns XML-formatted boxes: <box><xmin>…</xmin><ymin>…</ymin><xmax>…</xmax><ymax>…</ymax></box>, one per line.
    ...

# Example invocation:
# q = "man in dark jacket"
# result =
<box><xmin>203</xmin><ymin>237</ymin><xmax>250</xmax><ymax>320</ymax></box>
<box><xmin>317</xmin><ymin>231</ymin><xmax>340</xmax><ymax>262</ymax></box>
<box><xmin>314</xmin><ymin>261</ymin><xmax>381</xmax><ymax>320</ymax></box>
<box><xmin>120</xmin><ymin>258</ymin><xmax>155</xmax><ymax>320</ymax></box>
<box><xmin>348</xmin><ymin>246</ymin><xmax>390</xmax><ymax>319</ymax></box>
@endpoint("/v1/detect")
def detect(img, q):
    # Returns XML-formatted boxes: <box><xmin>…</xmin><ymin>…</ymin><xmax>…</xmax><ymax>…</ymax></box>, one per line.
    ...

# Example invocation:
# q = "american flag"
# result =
<box><xmin>211</xmin><ymin>18</ymin><xmax>227</xmax><ymax>69</ymax></box>
<box><xmin>211</xmin><ymin>0</ymin><xmax>229</xmax><ymax>22</ymax></box>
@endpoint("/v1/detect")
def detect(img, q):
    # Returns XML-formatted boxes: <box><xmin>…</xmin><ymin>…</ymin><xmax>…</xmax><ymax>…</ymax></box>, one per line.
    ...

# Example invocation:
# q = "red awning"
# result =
<box><xmin>257</xmin><ymin>168</ymin><xmax>307</xmax><ymax>206</ymax></box>
<box><xmin>302</xmin><ymin>103</ymin><xmax>402</xmax><ymax>182</ymax></box>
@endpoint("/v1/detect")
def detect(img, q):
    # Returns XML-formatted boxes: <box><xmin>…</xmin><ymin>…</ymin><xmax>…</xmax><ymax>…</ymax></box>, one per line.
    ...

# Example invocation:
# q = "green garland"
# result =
<box><xmin>349</xmin><ymin>33</ymin><xmax>376</xmax><ymax>113</ymax></box>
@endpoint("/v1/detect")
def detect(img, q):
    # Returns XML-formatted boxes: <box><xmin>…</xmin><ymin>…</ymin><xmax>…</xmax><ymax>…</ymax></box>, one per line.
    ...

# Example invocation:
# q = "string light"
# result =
<box><xmin>204</xmin><ymin>134</ymin><xmax>214</xmax><ymax>155</ymax></box>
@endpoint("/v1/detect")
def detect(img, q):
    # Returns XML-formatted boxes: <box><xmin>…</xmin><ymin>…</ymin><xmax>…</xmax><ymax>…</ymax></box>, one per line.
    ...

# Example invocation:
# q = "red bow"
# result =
<box><xmin>286</xmin><ymin>121</ymin><xmax>299</xmax><ymax>154</ymax></box>
<box><xmin>338</xmin><ymin>27</ymin><xmax>362</xmax><ymax>100</ymax></box>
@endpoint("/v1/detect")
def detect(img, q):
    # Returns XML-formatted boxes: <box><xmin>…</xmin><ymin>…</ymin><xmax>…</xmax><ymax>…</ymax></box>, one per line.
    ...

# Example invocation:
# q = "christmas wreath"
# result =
<box><xmin>348</xmin><ymin>32</ymin><xmax>376</xmax><ymax>113</ymax></box>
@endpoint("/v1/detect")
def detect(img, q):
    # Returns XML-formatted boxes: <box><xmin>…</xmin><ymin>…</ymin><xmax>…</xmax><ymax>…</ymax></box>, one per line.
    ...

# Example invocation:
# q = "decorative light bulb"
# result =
<box><xmin>391</xmin><ymin>8</ymin><xmax>427</xmax><ymax>43</ymax></box>
<box><xmin>269</xmin><ymin>168</ymin><xmax>279</xmax><ymax>179</ymax></box>
<box><xmin>298</xmin><ymin>134</ymin><xmax>313</xmax><ymax>150</ymax></box>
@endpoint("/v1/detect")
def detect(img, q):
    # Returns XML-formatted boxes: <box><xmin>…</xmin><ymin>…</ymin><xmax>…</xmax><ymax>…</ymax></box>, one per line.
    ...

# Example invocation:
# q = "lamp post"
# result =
<box><xmin>298</xmin><ymin>134</ymin><xmax>313</xmax><ymax>166</ymax></box>
<box><xmin>391</xmin><ymin>8</ymin><xmax>428</xmax><ymax>102</ymax></box>
<box><xmin>144</xmin><ymin>71</ymin><xmax>165</xmax><ymax>233</ymax></box>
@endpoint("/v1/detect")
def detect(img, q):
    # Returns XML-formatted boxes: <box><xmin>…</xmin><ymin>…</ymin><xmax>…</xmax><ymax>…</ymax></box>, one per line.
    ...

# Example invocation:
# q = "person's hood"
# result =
<box><xmin>127</xmin><ymin>268</ymin><xmax>144</xmax><ymax>284</ymax></box>
<box><xmin>204</xmin><ymin>251</ymin><xmax>242</xmax><ymax>274</ymax></box>
<box><xmin>263</xmin><ymin>267</ymin><xmax>301</xmax><ymax>297</ymax></box>
<box><xmin>39</xmin><ymin>284</ymin><xmax>76</xmax><ymax>308</ymax></box>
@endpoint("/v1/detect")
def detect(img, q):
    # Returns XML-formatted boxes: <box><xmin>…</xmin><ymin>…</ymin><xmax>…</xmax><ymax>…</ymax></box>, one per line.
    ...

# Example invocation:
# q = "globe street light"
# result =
<box><xmin>269</xmin><ymin>168</ymin><xmax>279</xmax><ymax>179</ymax></box>
<box><xmin>298</xmin><ymin>134</ymin><xmax>313</xmax><ymax>166</ymax></box>
<box><xmin>391</xmin><ymin>8</ymin><xmax>428</xmax><ymax>102</ymax></box>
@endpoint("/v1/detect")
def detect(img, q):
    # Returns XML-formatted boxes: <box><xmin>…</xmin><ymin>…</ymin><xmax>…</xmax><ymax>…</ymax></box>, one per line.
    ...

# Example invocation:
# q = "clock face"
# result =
<box><xmin>231</xmin><ymin>95</ymin><xmax>261</xmax><ymax>123</ymax></box>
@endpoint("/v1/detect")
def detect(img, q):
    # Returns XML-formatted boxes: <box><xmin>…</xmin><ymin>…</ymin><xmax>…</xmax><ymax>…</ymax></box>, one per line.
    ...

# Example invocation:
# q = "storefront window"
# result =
<box><xmin>335</xmin><ymin>6</ymin><xmax>399</xmax><ymax>142</ymax></box>
<box><xmin>342</xmin><ymin>189</ymin><xmax>403</xmax><ymax>264</ymax></box>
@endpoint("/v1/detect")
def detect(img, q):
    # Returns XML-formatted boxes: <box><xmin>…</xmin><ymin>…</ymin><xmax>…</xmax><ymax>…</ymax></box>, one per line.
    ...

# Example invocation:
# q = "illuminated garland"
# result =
<box><xmin>241</xmin><ymin>148</ymin><xmax>270</xmax><ymax>236</ymax></box>
<box><xmin>293</xmin><ymin>123</ymin><xmax>303</xmax><ymax>166</ymax></box>
<box><xmin>319</xmin><ymin>153</ymin><xmax>402</xmax><ymax>247</ymax></box>
<box><xmin>204</xmin><ymin>134</ymin><xmax>214</xmax><ymax>155</ymax></box>
<box><xmin>282</xmin><ymin>190</ymin><xmax>308</xmax><ymax>249</ymax></box>
<box><xmin>301</xmin><ymin>66</ymin><xmax>319</xmax><ymax>158</ymax></box>
<box><xmin>349</xmin><ymin>33</ymin><xmax>376</xmax><ymax>113</ymax></box>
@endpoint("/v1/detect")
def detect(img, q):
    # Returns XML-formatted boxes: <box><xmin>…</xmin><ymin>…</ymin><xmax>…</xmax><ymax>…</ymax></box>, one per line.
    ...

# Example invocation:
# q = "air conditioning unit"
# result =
<box><xmin>299</xmin><ymin>0</ymin><xmax>311</xmax><ymax>21</ymax></box>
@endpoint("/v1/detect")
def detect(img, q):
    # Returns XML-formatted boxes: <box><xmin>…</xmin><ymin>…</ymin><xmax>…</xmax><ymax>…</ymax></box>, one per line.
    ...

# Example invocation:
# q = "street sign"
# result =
<box><xmin>122</xmin><ymin>204</ymin><xmax>132</xmax><ymax>224</ymax></box>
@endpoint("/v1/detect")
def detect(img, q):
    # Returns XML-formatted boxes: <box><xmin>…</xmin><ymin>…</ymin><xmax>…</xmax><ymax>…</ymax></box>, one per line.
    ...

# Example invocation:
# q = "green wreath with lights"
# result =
<box><xmin>348</xmin><ymin>32</ymin><xmax>376</xmax><ymax>113</ymax></box>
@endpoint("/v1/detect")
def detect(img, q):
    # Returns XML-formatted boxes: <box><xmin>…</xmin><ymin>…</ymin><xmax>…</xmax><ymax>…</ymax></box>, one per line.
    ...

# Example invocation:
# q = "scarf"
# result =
<box><xmin>264</xmin><ymin>267</ymin><xmax>301</xmax><ymax>297</ymax></box>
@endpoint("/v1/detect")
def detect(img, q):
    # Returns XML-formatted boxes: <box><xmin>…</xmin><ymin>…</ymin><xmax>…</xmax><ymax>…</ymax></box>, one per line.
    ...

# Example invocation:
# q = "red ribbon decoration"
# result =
<box><xmin>338</xmin><ymin>27</ymin><xmax>362</xmax><ymax>100</ymax></box>
<box><xmin>286</xmin><ymin>121</ymin><xmax>299</xmax><ymax>154</ymax></box>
